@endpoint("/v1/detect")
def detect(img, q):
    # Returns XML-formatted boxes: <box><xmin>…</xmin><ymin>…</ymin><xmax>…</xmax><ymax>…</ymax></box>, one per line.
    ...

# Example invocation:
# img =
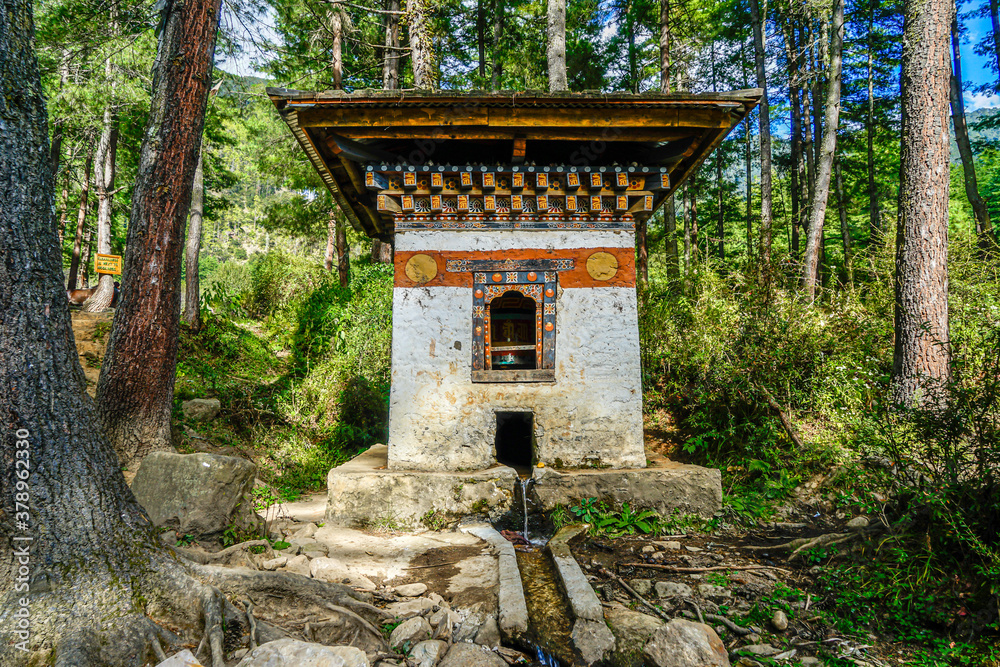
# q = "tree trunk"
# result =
<box><xmin>331</xmin><ymin>10</ymin><xmax>343</xmax><ymax>89</ymax></box>
<box><xmin>659</xmin><ymin>0</ymin><xmax>671</xmax><ymax>92</ymax></box>
<box><xmin>408</xmin><ymin>0</ymin><xmax>433</xmax><ymax>88</ymax></box>
<box><xmin>96</xmin><ymin>0</ymin><xmax>224</xmax><ymax>470</ymax></box>
<box><xmin>83</xmin><ymin>96</ymin><xmax>119</xmax><ymax>312</ymax></box>
<box><xmin>67</xmin><ymin>149</ymin><xmax>94</xmax><ymax>291</ymax></box>
<box><xmin>749</xmin><ymin>0</ymin><xmax>773</xmax><ymax>271</ymax></box>
<box><xmin>81</xmin><ymin>213</ymin><xmax>95</xmax><ymax>288</ymax></box>
<box><xmin>183</xmin><ymin>150</ymin><xmax>204</xmax><ymax>331</ymax></box>
<box><xmin>802</xmin><ymin>0</ymin><xmax>844</xmax><ymax>301</ymax></box>
<box><xmin>866</xmin><ymin>2</ymin><xmax>881</xmax><ymax>243</ymax></box>
<box><xmin>950</xmin><ymin>15</ymin><xmax>995</xmax><ymax>244</ymax></box>
<box><xmin>383</xmin><ymin>0</ymin><xmax>401</xmax><ymax>89</ymax></box>
<box><xmin>547</xmin><ymin>0</ymin><xmax>567</xmax><ymax>91</ymax></box>
<box><xmin>682</xmin><ymin>186</ymin><xmax>691</xmax><ymax>279</ymax></box>
<box><xmin>745</xmin><ymin>118</ymin><xmax>753</xmax><ymax>260</ymax></box>
<box><xmin>664</xmin><ymin>195</ymin><xmax>678</xmax><ymax>278</ymax></box>
<box><xmin>990</xmin><ymin>0</ymin><xmax>1000</xmax><ymax>89</ymax></box>
<box><xmin>716</xmin><ymin>153</ymin><xmax>724</xmax><ymax>261</ymax></box>
<box><xmin>690</xmin><ymin>178</ymin><xmax>700</xmax><ymax>265</ymax></box>
<box><xmin>892</xmin><ymin>0</ymin><xmax>952</xmax><ymax>406</ymax></box>
<box><xmin>325</xmin><ymin>213</ymin><xmax>337</xmax><ymax>272</ymax></box>
<box><xmin>835</xmin><ymin>156</ymin><xmax>853</xmax><ymax>287</ymax></box>
<box><xmin>371</xmin><ymin>238</ymin><xmax>394</xmax><ymax>263</ymax></box>
<box><xmin>491</xmin><ymin>0</ymin><xmax>505</xmax><ymax>89</ymax></box>
<box><xmin>336</xmin><ymin>216</ymin><xmax>350</xmax><ymax>287</ymax></box>
<box><xmin>637</xmin><ymin>217</ymin><xmax>648</xmax><ymax>285</ymax></box>
<box><xmin>0</xmin><ymin>0</ymin><xmax>165</xmax><ymax>657</ymax></box>
<box><xmin>786</xmin><ymin>20</ymin><xmax>803</xmax><ymax>259</ymax></box>
<box><xmin>477</xmin><ymin>0</ymin><xmax>487</xmax><ymax>79</ymax></box>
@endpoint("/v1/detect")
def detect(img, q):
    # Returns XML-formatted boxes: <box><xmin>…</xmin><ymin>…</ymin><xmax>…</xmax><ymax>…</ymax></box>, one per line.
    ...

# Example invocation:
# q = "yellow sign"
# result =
<box><xmin>95</xmin><ymin>253</ymin><xmax>122</xmax><ymax>275</ymax></box>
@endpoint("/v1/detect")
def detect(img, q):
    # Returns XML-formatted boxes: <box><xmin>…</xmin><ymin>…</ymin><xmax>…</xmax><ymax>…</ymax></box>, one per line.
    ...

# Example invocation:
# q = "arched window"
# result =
<box><xmin>489</xmin><ymin>291</ymin><xmax>537</xmax><ymax>370</ymax></box>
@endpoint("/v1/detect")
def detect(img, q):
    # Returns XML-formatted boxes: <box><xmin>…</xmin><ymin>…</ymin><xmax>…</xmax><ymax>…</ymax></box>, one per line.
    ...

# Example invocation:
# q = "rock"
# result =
<box><xmin>156</xmin><ymin>650</ymin><xmax>202</xmax><ymax>666</ymax></box>
<box><xmin>410</xmin><ymin>640</ymin><xmax>448</xmax><ymax>667</ymax></box>
<box><xmin>298</xmin><ymin>540</ymin><xmax>329</xmax><ymax>557</ymax></box>
<box><xmin>656</xmin><ymin>541</ymin><xmax>682</xmax><ymax>550</ymax></box>
<box><xmin>604</xmin><ymin>607</ymin><xmax>664</xmax><ymax>667</ymax></box>
<box><xmin>572</xmin><ymin>618</ymin><xmax>616</xmax><ymax>665</ymax></box>
<box><xmin>438</xmin><ymin>642</ymin><xmax>508</xmax><ymax>667</ymax></box>
<box><xmin>453</xmin><ymin>609</ymin><xmax>489</xmax><ymax>643</ymax></box>
<box><xmin>386</xmin><ymin>597</ymin><xmax>436</xmax><ymax>619</ymax></box>
<box><xmin>656</xmin><ymin>581</ymin><xmax>693</xmax><ymax>598</ymax></box>
<box><xmin>429</xmin><ymin>608</ymin><xmax>459</xmax><ymax>639</ymax></box>
<box><xmin>235</xmin><ymin>639</ymin><xmax>369</xmax><ymax>666</ymax></box>
<box><xmin>652</xmin><ymin>552</ymin><xmax>665</xmax><ymax>560</ymax></box>
<box><xmin>474</xmin><ymin>615</ymin><xmax>501</xmax><ymax>648</ymax></box>
<box><xmin>294</xmin><ymin>522</ymin><xmax>319</xmax><ymax>539</ymax></box>
<box><xmin>847</xmin><ymin>516</ymin><xmax>870</xmax><ymax>531</ymax></box>
<box><xmin>631</xmin><ymin>579</ymin><xmax>654</xmax><ymax>598</ymax></box>
<box><xmin>643</xmin><ymin>619</ymin><xmax>729</xmax><ymax>667</ymax></box>
<box><xmin>283</xmin><ymin>554</ymin><xmax>311</xmax><ymax>576</ymax></box>
<box><xmin>798</xmin><ymin>657</ymin><xmax>822</xmax><ymax>666</ymax></box>
<box><xmin>771</xmin><ymin>610</ymin><xmax>788</xmax><ymax>631</ymax></box>
<box><xmin>131</xmin><ymin>452</ymin><xmax>257</xmax><ymax>538</ymax></box>
<box><xmin>262</xmin><ymin>556</ymin><xmax>287</xmax><ymax>571</ymax></box>
<box><xmin>697</xmin><ymin>584</ymin><xmax>732</xmax><ymax>600</ymax></box>
<box><xmin>641</xmin><ymin>545</ymin><xmax>655</xmax><ymax>553</ymax></box>
<box><xmin>307</xmin><ymin>556</ymin><xmax>375</xmax><ymax>589</ymax></box>
<box><xmin>394</xmin><ymin>582</ymin><xmax>428</xmax><ymax>597</ymax></box>
<box><xmin>182</xmin><ymin>398</ymin><xmax>221</xmax><ymax>422</ymax></box>
<box><xmin>389</xmin><ymin>616</ymin><xmax>432</xmax><ymax>650</ymax></box>
<box><xmin>739</xmin><ymin>644</ymin><xmax>780</xmax><ymax>657</ymax></box>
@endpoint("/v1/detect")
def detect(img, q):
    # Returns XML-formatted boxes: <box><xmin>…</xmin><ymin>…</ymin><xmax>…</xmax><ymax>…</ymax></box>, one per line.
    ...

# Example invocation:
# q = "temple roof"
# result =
<box><xmin>267</xmin><ymin>88</ymin><xmax>761</xmax><ymax>240</ymax></box>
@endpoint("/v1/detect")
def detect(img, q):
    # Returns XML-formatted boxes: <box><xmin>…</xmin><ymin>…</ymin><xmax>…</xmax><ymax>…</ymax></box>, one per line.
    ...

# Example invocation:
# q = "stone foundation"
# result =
<box><xmin>326</xmin><ymin>445</ymin><xmax>518</xmax><ymax>529</ymax></box>
<box><xmin>530</xmin><ymin>452</ymin><xmax>722</xmax><ymax>519</ymax></box>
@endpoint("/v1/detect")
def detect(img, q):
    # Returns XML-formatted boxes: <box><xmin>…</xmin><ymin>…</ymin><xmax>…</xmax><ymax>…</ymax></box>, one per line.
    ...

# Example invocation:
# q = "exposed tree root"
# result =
<box><xmin>744</xmin><ymin>532</ymin><xmax>861</xmax><ymax>561</ymax></box>
<box><xmin>596</xmin><ymin>566</ymin><xmax>673</xmax><ymax>622</ymax></box>
<box><xmin>176</xmin><ymin>539</ymin><xmax>275</xmax><ymax>565</ymax></box>
<box><xmin>622</xmin><ymin>562</ymin><xmax>792</xmax><ymax>575</ymax></box>
<box><xmin>5</xmin><ymin>546</ymin><xmax>394</xmax><ymax>667</ymax></box>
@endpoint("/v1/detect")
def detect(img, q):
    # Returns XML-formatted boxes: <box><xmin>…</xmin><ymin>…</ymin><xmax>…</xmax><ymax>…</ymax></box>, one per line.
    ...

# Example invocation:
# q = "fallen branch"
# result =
<box><xmin>245</xmin><ymin>601</ymin><xmax>258</xmax><ymax>650</ymax></box>
<box><xmin>622</xmin><ymin>562</ymin><xmax>791</xmax><ymax>576</ymax></box>
<box><xmin>687</xmin><ymin>599</ymin><xmax>704</xmax><ymax>624</ymax></box>
<box><xmin>759</xmin><ymin>386</ymin><xmax>805</xmax><ymax>450</ymax></box>
<box><xmin>679</xmin><ymin>610</ymin><xmax>754</xmax><ymax>636</ymax></box>
<box><xmin>596</xmin><ymin>567</ymin><xmax>672</xmax><ymax>623</ymax></box>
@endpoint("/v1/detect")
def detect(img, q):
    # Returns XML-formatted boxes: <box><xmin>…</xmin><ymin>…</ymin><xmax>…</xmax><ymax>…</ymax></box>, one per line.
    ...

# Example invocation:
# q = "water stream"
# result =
<box><xmin>515</xmin><ymin>549</ymin><xmax>576</xmax><ymax>667</ymax></box>
<box><xmin>520</xmin><ymin>477</ymin><xmax>534</xmax><ymax>541</ymax></box>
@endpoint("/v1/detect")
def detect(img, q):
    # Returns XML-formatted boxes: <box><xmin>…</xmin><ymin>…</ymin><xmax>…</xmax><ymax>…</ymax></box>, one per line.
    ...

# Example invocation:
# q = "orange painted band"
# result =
<box><xmin>394</xmin><ymin>247</ymin><xmax>636</xmax><ymax>288</ymax></box>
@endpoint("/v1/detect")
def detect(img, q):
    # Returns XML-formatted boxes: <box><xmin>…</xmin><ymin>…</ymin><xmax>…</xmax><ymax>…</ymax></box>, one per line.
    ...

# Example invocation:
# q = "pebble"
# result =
<box><xmin>641</xmin><ymin>545</ymin><xmax>655</xmax><ymax>553</ymax></box>
<box><xmin>395</xmin><ymin>583</ymin><xmax>428</xmax><ymax>597</ymax></box>
<box><xmin>651</xmin><ymin>551</ymin><xmax>665</xmax><ymax>560</ymax></box>
<box><xmin>740</xmin><ymin>644</ymin><xmax>781</xmax><ymax>657</ymax></box>
<box><xmin>656</xmin><ymin>541</ymin><xmax>682</xmax><ymax>550</ymax></box>
<box><xmin>684</xmin><ymin>546</ymin><xmax>704</xmax><ymax>552</ymax></box>
<box><xmin>771</xmin><ymin>609</ymin><xmax>789</xmax><ymax>631</ymax></box>
<box><xmin>631</xmin><ymin>578</ymin><xmax>654</xmax><ymax>597</ymax></box>
<box><xmin>847</xmin><ymin>516</ymin><xmax>870</xmax><ymax>530</ymax></box>
<box><xmin>655</xmin><ymin>581</ymin><xmax>693</xmax><ymax>598</ymax></box>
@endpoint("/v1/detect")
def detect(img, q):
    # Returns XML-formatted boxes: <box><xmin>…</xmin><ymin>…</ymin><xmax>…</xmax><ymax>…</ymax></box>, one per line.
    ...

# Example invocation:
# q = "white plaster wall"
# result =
<box><xmin>387</xmin><ymin>284</ymin><xmax>645</xmax><ymax>472</ymax></box>
<box><xmin>395</xmin><ymin>229</ymin><xmax>634</xmax><ymax>252</ymax></box>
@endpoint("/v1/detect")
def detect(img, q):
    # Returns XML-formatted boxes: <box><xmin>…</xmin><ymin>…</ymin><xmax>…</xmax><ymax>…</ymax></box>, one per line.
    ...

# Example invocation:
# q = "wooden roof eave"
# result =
<box><xmin>275</xmin><ymin>106</ymin><xmax>381</xmax><ymax>238</ymax></box>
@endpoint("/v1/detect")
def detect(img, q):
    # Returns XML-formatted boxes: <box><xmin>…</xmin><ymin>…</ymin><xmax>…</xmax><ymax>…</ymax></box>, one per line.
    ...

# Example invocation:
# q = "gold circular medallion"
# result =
<box><xmin>404</xmin><ymin>254</ymin><xmax>438</xmax><ymax>284</ymax></box>
<box><xmin>586</xmin><ymin>251</ymin><xmax>618</xmax><ymax>281</ymax></box>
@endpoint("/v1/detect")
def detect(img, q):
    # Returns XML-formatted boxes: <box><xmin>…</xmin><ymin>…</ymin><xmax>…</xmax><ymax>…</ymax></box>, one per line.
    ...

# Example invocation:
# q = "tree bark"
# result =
<box><xmin>491</xmin><ymin>0</ymin><xmax>505</xmax><ymax>89</ymax></box>
<box><xmin>408</xmin><ymin>0</ymin><xmax>433</xmax><ymax>88</ymax></box>
<box><xmin>83</xmin><ymin>96</ymin><xmax>119</xmax><ymax>312</ymax></box>
<box><xmin>67</xmin><ymin>149</ymin><xmax>94</xmax><ymax>291</ymax></box>
<box><xmin>745</xmin><ymin>117</ymin><xmax>753</xmax><ymax>260</ymax></box>
<box><xmin>990</xmin><ymin>0</ymin><xmax>1000</xmax><ymax>89</ymax></box>
<box><xmin>749</xmin><ymin>0</ymin><xmax>773</xmax><ymax>271</ymax></box>
<box><xmin>659</xmin><ymin>0</ymin><xmax>671</xmax><ymax>93</ymax></box>
<box><xmin>835</xmin><ymin>156</ymin><xmax>853</xmax><ymax>287</ymax></box>
<box><xmin>325</xmin><ymin>212</ymin><xmax>337</xmax><ymax>273</ymax></box>
<box><xmin>371</xmin><ymin>238</ymin><xmax>394</xmax><ymax>263</ymax></box>
<box><xmin>802</xmin><ymin>0</ymin><xmax>844</xmax><ymax>301</ymax></box>
<box><xmin>97</xmin><ymin>0</ymin><xmax>224</xmax><ymax>469</ymax></box>
<box><xmin>664</xmin><ymin>195</ymin><xmax>678</xmax><ymax>278</ymax></box>
<box><xmin>477</xmin><ymin>0</ymin><xmax>487</xmax><ymax>79</ymax></box>
<box><xmin>892</xmin><ymin>0</ymin><xmax>952</xmax><ymax>406</ymax></box>
<box><xmin>331</xmin><ymin>9</ymin><xmax>343</xmax><ymax>89</ymax></box>
<box><xmin>682</xmin><ymin>186</ymin><xmax>691</xmax><ymax>279</ymax></box>
<box><xmin>637</xmin><ymin>217</ymin><xmax>648</xmax><ymax>285</ymax></box>
<box><xmin>336</xmin><ymin>216</ymin><xmax>350</xmax><ymax>287</ymax></box>
<box><xmin>383</xmin><ymin>0</ymin><xmax>401</xmax><ymax>89</ymax></box>
<box><xmin>546</xmin><ymin>0</ymin><xmax>567</xmax><ymax>91</ymax></box>
<box><xmin>785</xmin><ymin>20</ymin><xmax>803</xmax><ymax>258</ymax></box>
<box><xmin>183</xmin><ymin>150</ymin><xmax>204</xmax><ymax>331</ymax></box>
<box><xmin>950</xmin><ymin>15</ymin><xmax>995</xmax><ymax>245</ymax></box>
<box><xmin>866</xmin><ymin>1</ymin><xmax>881</xmax><ymax>242</ymax></box>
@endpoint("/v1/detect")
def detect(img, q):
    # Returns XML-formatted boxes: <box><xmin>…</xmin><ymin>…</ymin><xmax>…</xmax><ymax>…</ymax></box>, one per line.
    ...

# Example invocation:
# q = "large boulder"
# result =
<box><xmin>182</xmin><ymin>398</ymin><xmax>221</xmax><ymax>422</ymax></box>
<box><xmin>643</xmin><ymin>619</ymin><xmax>729</xmax><ymax>667</ymax></box>
<box><xmin>604</xmin><ymin>607</ymin><xmax>665</xmax><ymax>667</ymax></box>
<box><xmin>131</xmin><ymin>452</ymin><xmax>257</xmax><ymax>538</ymax></box>
<box><xmin>437</xmin><ymin>642</ymin><xmax>507</xmax><ymax>667</ymax></box>
<box><xmin>234</xmin><ymin>639</ymin><xmax>369</xmax><ymax>667</ymax></box>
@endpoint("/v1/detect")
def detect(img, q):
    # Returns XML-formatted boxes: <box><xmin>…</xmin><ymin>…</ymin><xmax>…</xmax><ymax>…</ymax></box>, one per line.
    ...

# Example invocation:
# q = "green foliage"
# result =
<box><xmin>570</xmin><ymin>498</ymin><xmax>662</xmax><ymax>536</ymax></box>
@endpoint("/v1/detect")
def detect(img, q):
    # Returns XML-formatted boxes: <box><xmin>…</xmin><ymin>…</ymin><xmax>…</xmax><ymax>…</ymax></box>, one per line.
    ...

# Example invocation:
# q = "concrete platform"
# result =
<box><xmin>529</xmin><ymin>450</ymin><xmax>722</xmax><ymax>519</ymax></box>
<box><xmin>326</xmin><ymin>445</ymin><xmax>519</xmax><ymax>529</ymax></box>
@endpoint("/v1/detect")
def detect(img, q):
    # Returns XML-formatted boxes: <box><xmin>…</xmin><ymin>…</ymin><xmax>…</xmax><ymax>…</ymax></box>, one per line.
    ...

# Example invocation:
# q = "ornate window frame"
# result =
<box><xmin>451</xmin><ymin>260</ymin><xmax>565</xmax><ymax>383</ymax></box>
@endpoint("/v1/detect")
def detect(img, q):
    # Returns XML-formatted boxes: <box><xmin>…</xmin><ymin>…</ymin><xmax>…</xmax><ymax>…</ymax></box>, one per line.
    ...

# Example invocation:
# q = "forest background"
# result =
<box><xmin>34</xmin><ymin>0</ymin><xmax>1000</xmax><ymax>661</ymax></box>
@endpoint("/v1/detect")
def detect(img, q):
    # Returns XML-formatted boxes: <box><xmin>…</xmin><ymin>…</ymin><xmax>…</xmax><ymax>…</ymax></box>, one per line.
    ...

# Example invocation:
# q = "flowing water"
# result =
<box><xmin>520</xmin><ymin>477</ymin><xmax>534</xmax><ymax>540</ymax></box>
<box><xmin>515</xmin><ymin>549</ymin><xmax>575</xmax><ymax>666</ymax></box>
